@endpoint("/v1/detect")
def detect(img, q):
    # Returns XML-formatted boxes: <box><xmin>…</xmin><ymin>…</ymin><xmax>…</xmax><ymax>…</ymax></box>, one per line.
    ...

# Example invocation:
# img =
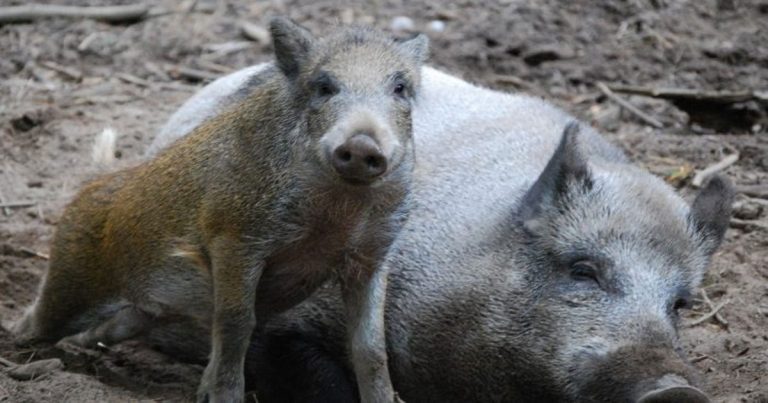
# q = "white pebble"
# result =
<box><xmin>427</xmin><ymin>20</ymin><xmax>445</xmax><ymax>33</ymax></box>
<box><xmin>390</xmin><ymin>16</ymin><xmax>414</xmax><ymax>32</ymax></box>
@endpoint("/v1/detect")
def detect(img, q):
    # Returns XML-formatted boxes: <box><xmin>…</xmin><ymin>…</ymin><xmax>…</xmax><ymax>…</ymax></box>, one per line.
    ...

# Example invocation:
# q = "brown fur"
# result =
<box><xmin>15</xmin><ymin>17</ymin><xmax>427</xmax><ymax>403</ymax></box>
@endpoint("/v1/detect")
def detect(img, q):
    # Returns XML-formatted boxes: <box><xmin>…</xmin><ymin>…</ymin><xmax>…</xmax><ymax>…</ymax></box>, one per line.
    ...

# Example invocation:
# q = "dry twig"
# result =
<box><xmin>596</xmin><ymin>82</ymin><xmax>664</xmax><ymax>128</ymax></box>
<box><xmin>0</xmin><ymin>356</ymin><xmax>15</xmax><ymax>367</ymax></box>
<box><xmin>18</xmin><ymin>247</ymin><xmax>50</xmax><ymax>260</ymax></box>
<box><xmin>701</xmin><ymin>289</ymin><xmax>728</xmax><ymax>326</ymax></box>
<box><xmin>737</xmin><ymin>184</ymin><xmax>768</xmax><ymax>199</ymax></box>
<box><xmin>691</xmin><ymin>152</ymin><xmax>739</xmax><ymax>188</ymax></box>
<box><xmin>0</xmin><ymin>3</ymin><xmax>149</xmax><ymax>24</ymax></box>
<box><xmin>688</xmin><ymin>298</ymin><xmax>729</xmax><ymax>327</ymax></box>
<box><xmin>0</xmin><ymin>201</ymin><xmax>36</xmax><ymax>209</ymax></box>
<box><xmin>730</xmin><ymin>218</ymin><xmax>768</xmax><ymax>231</ymax></box>
<box><xmin>116</xmin><ymin>73</ymin><xmax>196</xmax><ymax>92</ymax></box>
<box><xmin>240</xmin><ymin>21</ymin><xmax>270</xmax><ymax>43</ymax></box>
<box><xmin>39</xmin><ymin>61</ymin><xmax>82</xmax><ymax>82</ymax></box>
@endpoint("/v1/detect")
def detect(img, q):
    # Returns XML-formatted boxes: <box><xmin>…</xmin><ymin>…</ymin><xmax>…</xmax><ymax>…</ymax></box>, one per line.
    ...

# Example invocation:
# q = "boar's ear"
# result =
<box><xmin>689</xmin><ymin>175</ymin><xmax>735</xmax><ymax>256</ymax></box>
<box><xmin>270</xmin><ymin>17</ymin><xmax>316</xmax><ymax>79</ymax></box>
<box><xmin>518</xmin><ymin>122</ymin><xmax>591</xmax><ymax>230</ymax></box>
<box><xmin>396</xmin><ymin>33</ymin><xmax>429</xmax><ymax>63</ymax></box>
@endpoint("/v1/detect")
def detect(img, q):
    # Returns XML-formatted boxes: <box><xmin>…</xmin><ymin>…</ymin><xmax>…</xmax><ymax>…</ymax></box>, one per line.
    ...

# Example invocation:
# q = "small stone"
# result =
<box><xmin>427</xmin><ymin>20</ymin><xmax>446</xmax><ymax>33</ymax></box>
<box><xmin>522</xmin><ymin>44</ymin><xmax>576</xmax><ymax>66</ymax></box>
<box><xmin>390</xmin><ymin>16</ymin><xmax>414</xmax><ymax>32</ymax></box>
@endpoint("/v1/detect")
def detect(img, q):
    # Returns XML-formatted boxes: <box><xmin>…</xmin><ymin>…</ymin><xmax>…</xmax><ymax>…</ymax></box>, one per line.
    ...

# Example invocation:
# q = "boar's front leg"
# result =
<box><xmin>341</xmin><ymin>255</ymin><xmax>398</xmax><ymax>403</ymax></box>
<box><xmin>198</xmin><ymin>237</ymin><xmax>265</xmax><ymax>403</ymax></box>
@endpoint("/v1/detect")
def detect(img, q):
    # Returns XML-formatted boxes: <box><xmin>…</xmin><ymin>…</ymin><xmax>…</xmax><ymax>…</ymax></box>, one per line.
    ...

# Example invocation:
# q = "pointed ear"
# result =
<box><xmin>518</xmin><ymin>122</ymin><xmax>591</xmax><ymax>229</ymax></box>
<box><xmin>689</xmin><ymin>175</ymin><xmax>735</xmax><ymax>256</ymax></box>
<box><xmin>396</xmin><ymin>33</ymin><xmax>429</xmax><ymax>63</ymax></box>
<box><xmin>270</xmin><ymin>17</ymin><xmax>315</xmax><ymax>79</ymax></box>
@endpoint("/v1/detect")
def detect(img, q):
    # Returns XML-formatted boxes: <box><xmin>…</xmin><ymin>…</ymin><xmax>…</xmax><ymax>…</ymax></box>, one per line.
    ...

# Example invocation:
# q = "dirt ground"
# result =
<box><xmin>0</xmin><ymin>0</ymin><xmax>766</xmax><ymax>401</ymax></box>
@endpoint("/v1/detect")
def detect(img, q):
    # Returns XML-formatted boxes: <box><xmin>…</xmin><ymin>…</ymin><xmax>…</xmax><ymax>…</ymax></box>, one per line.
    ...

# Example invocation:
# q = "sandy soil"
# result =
<box><xmin>0</xmin><ymin>0</ymin><xmax>766</xmax><ymax>401</ymax></box>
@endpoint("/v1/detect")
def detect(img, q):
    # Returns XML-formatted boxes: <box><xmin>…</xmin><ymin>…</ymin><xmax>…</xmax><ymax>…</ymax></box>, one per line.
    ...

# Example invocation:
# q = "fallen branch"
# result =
<box><xmin>688</xmin><ymin>298</ymin><xmax>729</xmax><ymax>327</ymax></box>
<box><xmin>596</xmin><ymin>82</ymin><xmax>664</xmax><ymax>128</ymax></box>
<box><xmin>606</xmin><ymin>84</ymin><xmax>768</xmax><ymax>104</ymax></box>
<box><xmin>0</xmin><ymin>356</ymin><xmax>15</xmax><ymax>367</ymax></box>
<box><xmin>738</xmin><ymin>184</ymin><xmax>768</xmax><ymax>199</ymax></box>
<box><xmin>0</xmin><ymin>201</ymin><xmax>36</xmax><ymax>209</ymax></box>
<box><xmin>691</xmin><ymin>152</ymin><xmax>739</xmax><ymax>188</ymax></box>
<box><xmin>0</xmin><ymin>3</ymin><xmax>149</xmax><ymax>24</ymax></box>
<box><xmin>730</xmin><ymin>218</ymin><xmax>768</xmax><ymax>232</ymax></box>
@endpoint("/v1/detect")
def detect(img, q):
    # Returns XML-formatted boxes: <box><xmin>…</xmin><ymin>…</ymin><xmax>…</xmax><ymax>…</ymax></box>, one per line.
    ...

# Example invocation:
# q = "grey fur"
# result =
<box><xmin>148</xmin><ymin>66</ymin><xmax>734</xmax><ymax>402</ymax></box>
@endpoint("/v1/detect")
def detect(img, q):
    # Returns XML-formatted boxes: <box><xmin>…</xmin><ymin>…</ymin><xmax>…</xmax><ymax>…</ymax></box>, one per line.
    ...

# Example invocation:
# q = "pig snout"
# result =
<box><xmin>576</xmin><ymin>345</ymin><xmax>709</xmax><ymax>403</ymax></box>
<box><xmin>330</xmin><ymin>133</ymin><xmax>387</xmax><ymax>184</ymax></box>
<box><xmin>636</xmin><ymin>374</ymin><xmax>709</xmax><ymax>403</ymax></box>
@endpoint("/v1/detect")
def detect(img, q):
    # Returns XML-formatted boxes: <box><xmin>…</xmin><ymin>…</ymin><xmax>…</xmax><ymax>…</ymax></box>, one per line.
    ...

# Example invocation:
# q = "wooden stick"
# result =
<box><xmin>0</xmin><ymin>4</ymin><xmax>149</xmax><ymax>24</ymax></box>
<box><xmin>0</xmin><ymin>356</ymin><xmax>16</xmax><ymax>367</ymax></box>
<box><xmin>0</xmin><ymin>193</ymin><xmax>10</xmax><ymax>216</ymax></box>
<box><xmin>730</xmin><ymin>218</ymin><xmax>768</xmax><ymax>231</ymax></box>
<box><xmin>0</xmin><ymin>201</ymin><xmax>37</xmax><ymax>209</ymax></box>
<box><xmin>39</xmin><ymin>61</ymin><xmax>82</xmax><ymax>81</ymax></box>
<box><xmin>606</xmin><ymin>84</ymin><xmax>768</xmax><ymax>104</ymax></box>
<box><xmin>116</xmin><ymin>73</ymin><xmax>196</xmax><ymax>92</ymax></box>
<box><xmin>691</xmin><ymin>152</ymin><xmax>739</xmax><ymax>188</ymax></box>
<box><xmin>19</xmin><ymin>247</ymin><xmax>50</xmax><ymax>260</ymax></box>
<box><xmin>596</xmin><ymin>82</ymin><xmax>664</xmax><ymax>128</ymax></box>
<box><xmin>240</xmin><ymin>21</ymin><xmax>270</xmax><ymax>43</ymax></box>
<box><xmin>196</xmin><ymin>60</ymin><xmax>233</xmax><ymax>74</ymax></box>
<box><xmin>688</xmin><ymin>299</ymin><xmax>729</xmax><ymax>327</ymax></box>
<box><xmin>738</xmin><ymin>184</ymin><xmax>768</xmax><ymax>199</ymax></box>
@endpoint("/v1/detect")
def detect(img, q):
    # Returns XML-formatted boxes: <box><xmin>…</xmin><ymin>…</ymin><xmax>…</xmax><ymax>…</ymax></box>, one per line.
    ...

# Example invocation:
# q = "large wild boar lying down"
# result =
<box><xmin>149</xmin><ymin>64</ymin><xmax>734</xmax><ymax>403</ymax></box>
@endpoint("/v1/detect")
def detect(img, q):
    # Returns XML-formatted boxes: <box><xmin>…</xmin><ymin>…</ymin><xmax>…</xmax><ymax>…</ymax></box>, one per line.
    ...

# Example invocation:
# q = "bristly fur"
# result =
<box><xmin>14</xmin><ymin>17</ymin><xmax>429</xmax><ymax>403</ymax></box>
<box><xmin>146</xmin><ymin>63</ymin><xmax>732</xmax><ymax>403</ymax></box>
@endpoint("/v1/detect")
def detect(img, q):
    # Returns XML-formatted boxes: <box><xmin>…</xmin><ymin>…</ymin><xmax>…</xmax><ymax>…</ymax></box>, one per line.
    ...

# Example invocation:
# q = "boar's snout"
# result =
<box><xmin>330</xmin><ymin>133</ymin><xmax>387</xmax><ymax>184</ymax></box>
<box><xmin>576</xmin><ymin>345</ymin><xmax>709</xmax><ymax>403</ymax></box>
<box><xmin>636</xmin><ymin>374</ymin><xmax>709</xmax><ymax>403</ymax></box>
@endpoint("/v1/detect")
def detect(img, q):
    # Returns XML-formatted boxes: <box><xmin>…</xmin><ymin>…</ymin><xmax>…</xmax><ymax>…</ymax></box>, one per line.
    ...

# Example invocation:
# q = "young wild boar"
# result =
<box><xmin>13</xmin><ymin>18</ymin><xmax>428</xmax><ymax>403</ymax></box>
<box><xmin>146</xmin><ymin>66</ymin><xmax>733</xmax><ymax>403</ymax></box>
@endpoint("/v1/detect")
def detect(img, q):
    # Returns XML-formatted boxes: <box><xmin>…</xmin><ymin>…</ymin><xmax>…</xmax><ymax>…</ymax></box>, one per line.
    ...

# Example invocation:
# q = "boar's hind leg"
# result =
<box><xmin>60</xmin><ymin>306</ymin><xmax>152</xmax><ymax>348</ymax></box>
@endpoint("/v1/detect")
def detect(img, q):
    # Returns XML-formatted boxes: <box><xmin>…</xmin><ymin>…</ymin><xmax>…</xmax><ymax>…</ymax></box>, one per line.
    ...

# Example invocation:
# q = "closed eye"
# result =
<box><xmin>570</xmin><ymin>260</ymin><xmax>599</xmax><ymax>284</ymax></box>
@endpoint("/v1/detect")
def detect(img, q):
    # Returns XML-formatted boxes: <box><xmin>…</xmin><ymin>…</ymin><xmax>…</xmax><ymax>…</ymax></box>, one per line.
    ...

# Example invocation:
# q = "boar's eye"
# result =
<box><xmin>570</xmin><ymin>260</ymin><xmax>599</xmax><ymax>284</ymax></box>
<box><xmin>311</xmin><ymin>73</ymin><xmax>339</xmax><ymax>99</ymax></box>
<box><xmin>317</xmin><ymin>81</ymin><xmax>337</xmax><ymax>97</ymax></box>
<box><xmin>391</xmin><ymin>72</ymin><xmax>410</xmax><ymax>99</ymax></box>
<box><xmin>393</xmin><ymin>82</ymin><xmax>406</xmax><ymax>96</ymax></box>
